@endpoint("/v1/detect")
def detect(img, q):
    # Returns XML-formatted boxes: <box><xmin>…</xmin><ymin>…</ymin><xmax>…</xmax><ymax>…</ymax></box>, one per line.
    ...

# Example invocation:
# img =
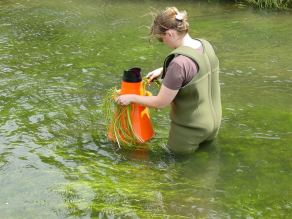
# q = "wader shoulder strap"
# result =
<box><xmin>162</xmin><ymin>43</ymin><xmax>206</xmax><ymax>79</ymax></box>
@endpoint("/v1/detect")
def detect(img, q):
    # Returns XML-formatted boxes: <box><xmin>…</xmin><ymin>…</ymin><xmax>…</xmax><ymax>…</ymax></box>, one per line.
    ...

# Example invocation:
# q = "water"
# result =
<box><xmin>0</xmin><ymin>0</ymin><xmax>291</xmax><ymax>218</ymax></box>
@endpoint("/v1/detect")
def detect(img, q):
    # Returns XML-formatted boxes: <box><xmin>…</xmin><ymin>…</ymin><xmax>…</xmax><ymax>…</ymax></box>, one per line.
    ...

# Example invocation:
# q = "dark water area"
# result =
<box><xmin>0</xmin><ymin>0</ymin><xmax>291</xmax><ymax>218</ymax></box>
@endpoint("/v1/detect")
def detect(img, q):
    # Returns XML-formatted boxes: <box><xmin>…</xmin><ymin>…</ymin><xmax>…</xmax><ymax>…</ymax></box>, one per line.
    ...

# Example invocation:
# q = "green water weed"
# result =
<box><xmin>142</xmin><ymin>76</ymin><xmax>162</xmax><ymax>92</ymax></box>
<box><xmin>101</xmin><ymin>77</ymin><xmax>161</xmax><ymax>147</ymax></box>
<box><xmin>102</xmin><ymin>88</ymin><xmax>141</xmax><ymax>147</ymax></box>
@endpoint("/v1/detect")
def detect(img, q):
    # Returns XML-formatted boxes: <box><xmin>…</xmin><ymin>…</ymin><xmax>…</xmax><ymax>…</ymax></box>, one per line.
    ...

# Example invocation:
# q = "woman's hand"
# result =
<box><xmin>146</xmin><ymin>67</ymin><xmax>163</xmax><ymax>82</ymax></box>
<box><xmin>115</xmin><ymin>94</ymin><xmax>133</xmax><ymax>106</ymax></box>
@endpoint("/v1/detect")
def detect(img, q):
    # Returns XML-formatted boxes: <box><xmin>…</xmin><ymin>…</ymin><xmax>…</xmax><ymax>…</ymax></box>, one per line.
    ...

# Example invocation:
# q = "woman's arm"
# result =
<box><xmin>115</xmin><ymin>85</ymin><xmax>178</xmax><ymax>109</ymax></box>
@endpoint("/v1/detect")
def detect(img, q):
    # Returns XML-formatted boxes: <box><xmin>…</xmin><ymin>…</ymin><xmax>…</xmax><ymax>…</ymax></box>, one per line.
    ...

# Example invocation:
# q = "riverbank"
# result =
<box><xmin>243</xmin><ymin>0</ymin><xmax>292</xmax><ymax>9</ymax></box>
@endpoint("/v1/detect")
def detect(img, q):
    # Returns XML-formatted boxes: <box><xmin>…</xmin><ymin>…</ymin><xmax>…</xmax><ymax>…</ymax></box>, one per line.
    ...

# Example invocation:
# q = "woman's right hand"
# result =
<box><xmin>146</xmin><ymin>67</ymin><xmax>163</xmax><ymax>82</ymax></box>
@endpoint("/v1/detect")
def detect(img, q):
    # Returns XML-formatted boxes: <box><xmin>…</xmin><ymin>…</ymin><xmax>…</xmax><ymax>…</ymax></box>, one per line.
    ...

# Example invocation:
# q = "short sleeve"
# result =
<box><xmin>162</xmin><ymin>55</ymin><xmax>199</xmax><ymax>90</ymax></box>
<box><xmin>163</xmin><ymin>58</ymin><xmax>185</xmax><ymax>90</ymax></box>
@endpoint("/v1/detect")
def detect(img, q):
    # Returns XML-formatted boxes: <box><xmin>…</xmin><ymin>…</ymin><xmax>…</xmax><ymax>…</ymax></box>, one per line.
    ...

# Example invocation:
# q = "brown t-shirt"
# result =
<box><xmin>163</xmin><ymin>44</ymin><xmax>203</xmax><ymax>90</ymax></box>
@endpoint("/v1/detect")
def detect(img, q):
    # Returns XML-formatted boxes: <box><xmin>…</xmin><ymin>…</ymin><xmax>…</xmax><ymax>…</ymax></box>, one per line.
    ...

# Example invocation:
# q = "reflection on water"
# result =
<box><xmin>0</xmin><ymin>0</ymin><xmax>291</xmax><ymax>218</ymax></box>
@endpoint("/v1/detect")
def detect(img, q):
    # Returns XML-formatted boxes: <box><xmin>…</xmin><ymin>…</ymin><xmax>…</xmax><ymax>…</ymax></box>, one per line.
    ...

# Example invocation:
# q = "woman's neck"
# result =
<box><xmin>168</xmin><ymin>31</ymin><xmax>201</xmax><ymax>50</ymax></box>
<box><xmin>182</xmin><ymin>34</ymin><xmax>201</xmax><ymax>50</ymax></box>
<box><xmin>168</xmin><ymin>31</ymin><xmax>187</xmax><ymax>49</ymax></box>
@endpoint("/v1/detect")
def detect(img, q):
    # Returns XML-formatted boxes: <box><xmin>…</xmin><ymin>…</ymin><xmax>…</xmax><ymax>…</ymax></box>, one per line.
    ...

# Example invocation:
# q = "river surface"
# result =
<box><xmin>0</xmin><ymin>0</ymin><xmax>291</xmax><ymax>218</ymax></box>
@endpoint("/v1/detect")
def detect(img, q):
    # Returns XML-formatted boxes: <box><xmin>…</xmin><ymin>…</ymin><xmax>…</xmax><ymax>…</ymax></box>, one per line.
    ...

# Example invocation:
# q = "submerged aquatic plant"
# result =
<box><xmin>101</xmin><ymin>77</ymin><xmax>162</xmax><ymax>147</ymax></box>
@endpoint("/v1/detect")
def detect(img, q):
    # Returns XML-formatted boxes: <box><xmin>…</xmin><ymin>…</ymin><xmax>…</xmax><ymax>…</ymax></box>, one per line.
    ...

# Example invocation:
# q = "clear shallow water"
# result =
<box><xmin>0</xmin><ymin>0</ymin><xmax>291</xmax><ymax>218</ymax></box>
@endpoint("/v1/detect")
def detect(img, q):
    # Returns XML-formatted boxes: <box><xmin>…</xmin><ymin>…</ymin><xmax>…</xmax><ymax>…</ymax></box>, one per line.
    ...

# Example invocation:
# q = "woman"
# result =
<box><xmin>115</xmin><ymin>7</ymin><xmax>222</xmax><ymax>154</ymax></box>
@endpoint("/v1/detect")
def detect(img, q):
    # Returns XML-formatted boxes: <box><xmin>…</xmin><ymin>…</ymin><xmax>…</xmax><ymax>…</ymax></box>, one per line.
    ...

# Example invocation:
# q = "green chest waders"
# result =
<box><xmin>162</xmin><ymin>39</ymin><xmax>222</xmax><ymax>154</ymax></box>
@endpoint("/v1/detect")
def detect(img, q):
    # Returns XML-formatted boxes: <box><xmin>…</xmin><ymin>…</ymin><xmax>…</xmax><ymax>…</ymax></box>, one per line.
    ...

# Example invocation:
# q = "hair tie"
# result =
<box><xmin>175</xmin><ymin>12</ymin><xmax>183</xmax><ymax>21</ymax></box>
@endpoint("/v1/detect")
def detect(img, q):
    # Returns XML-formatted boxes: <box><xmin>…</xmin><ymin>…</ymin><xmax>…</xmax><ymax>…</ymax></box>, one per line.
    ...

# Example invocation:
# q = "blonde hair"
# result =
<box><xmin>150</xmin><ymin>7</ymin><xmax>189</xmax><ymax>37</ymax></box>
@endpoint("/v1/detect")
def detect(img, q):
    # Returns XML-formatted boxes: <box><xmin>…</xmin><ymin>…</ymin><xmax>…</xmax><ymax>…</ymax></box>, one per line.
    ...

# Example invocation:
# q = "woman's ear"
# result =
<box><xmin>165</xmin><ymin>29</ymin><xmax>173</xmax><ymax>37</ymax></box>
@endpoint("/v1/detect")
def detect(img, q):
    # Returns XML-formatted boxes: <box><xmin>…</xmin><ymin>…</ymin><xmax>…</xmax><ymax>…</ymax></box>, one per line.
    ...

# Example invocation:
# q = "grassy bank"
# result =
<box><xmin>244</xmin><ymin>0</ymin><xmax>292</xmax><ymax>9</ymax></box>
